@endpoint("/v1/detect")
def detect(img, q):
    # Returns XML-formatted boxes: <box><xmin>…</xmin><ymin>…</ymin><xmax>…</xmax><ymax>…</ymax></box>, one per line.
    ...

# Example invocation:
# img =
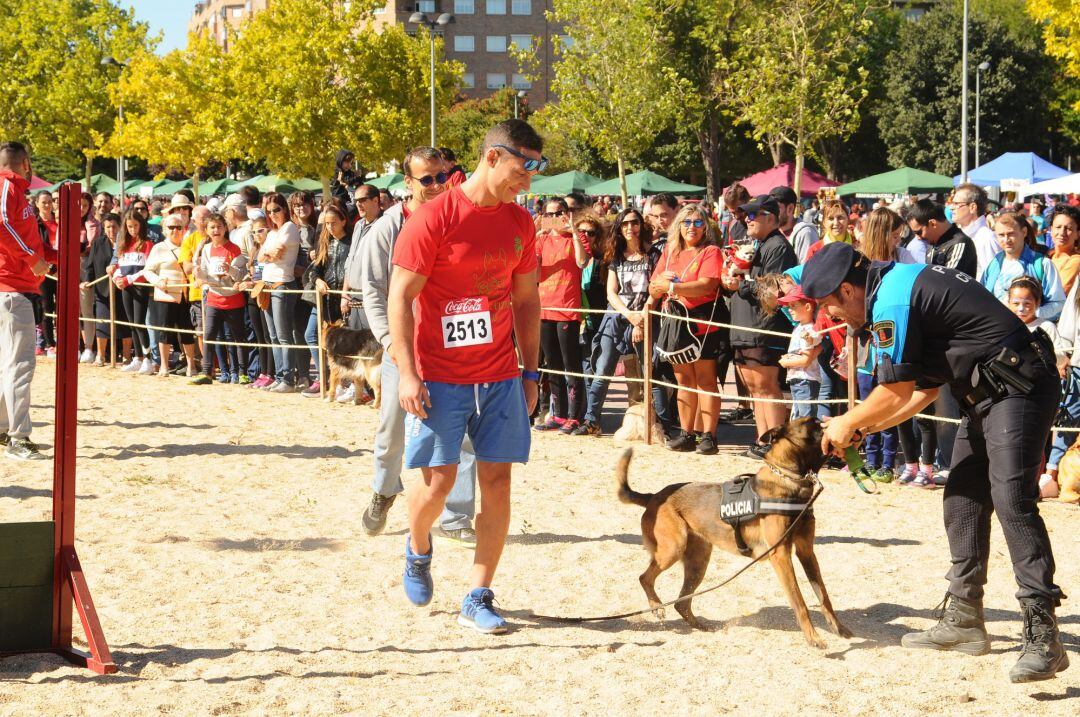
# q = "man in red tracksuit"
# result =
<box><xmin>0</xmin><ymin>141</ymin><xmax>54</xmax><ymax>460</ymax></box>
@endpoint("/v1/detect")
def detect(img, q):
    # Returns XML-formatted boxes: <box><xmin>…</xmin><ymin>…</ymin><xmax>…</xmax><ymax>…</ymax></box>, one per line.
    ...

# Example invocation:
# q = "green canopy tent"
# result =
<box><xmin>152</xmin><ymin>179</ymin><xmax>193</xmax><ymax>196</ymax></box>
<box><xmin>291</xmin><ymin>178</ymin><xmax>324</xmax><ymax>192</ymax></box>
<box><xmin>197</xmin><ymin>178</ymin><xmax>240</xmax><ymax>196</ymax></box>
<box><xmin>523</xmin><ymin>171</ymin><xmax>603</xmax><ymax>196</ymax></box>
<box><xmin>247</xmin><ymin>174</ymin><xmax>302</xmax><ymax>194</ymax></box>
<box><xmin>367</xmin><ymin>173</ymin><xmax>404</xmax><ymax>189</ymax></box>
<box><xmin>835</xmin><ymin>167</ymin><xmax>954</xmax><ymax>197</ymax></box>
<box><xmin>586</xmin><ymin>170</ymin><xmax>704</xmax><ymax>197</ymax></box>
<box><xmin>235</xmin><ymin>174</ymin><xmax>265</xmax><ymax>188</ymax></box>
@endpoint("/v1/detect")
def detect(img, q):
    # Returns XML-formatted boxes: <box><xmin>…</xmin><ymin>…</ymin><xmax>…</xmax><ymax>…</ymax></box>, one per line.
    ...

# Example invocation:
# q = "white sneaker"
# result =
<box><xmin>138</xmin><ymin>358</ymin><xmax>154</xmax><ymax>375</ymax></box>
<box><xmin>79</xmin><ymin>349</ymin><xmax>94</xmax><ymax>363</ymax></box>
<box><xmin>336</xmin><ymin>385</ymin><xmax>356</xmax><ymax>403</ymax></box>
<box><xmin>122</xmin><ymin>357</ymin><xmax>141</xmax><ymax>373</ymax></box>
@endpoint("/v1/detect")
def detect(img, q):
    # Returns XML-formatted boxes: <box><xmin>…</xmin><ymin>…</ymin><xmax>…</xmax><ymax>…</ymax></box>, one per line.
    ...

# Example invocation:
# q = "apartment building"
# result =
<box><xmin>188</xmin><ymin>0</ymin><xmax>558</xmax><ymax>106</ymax></box>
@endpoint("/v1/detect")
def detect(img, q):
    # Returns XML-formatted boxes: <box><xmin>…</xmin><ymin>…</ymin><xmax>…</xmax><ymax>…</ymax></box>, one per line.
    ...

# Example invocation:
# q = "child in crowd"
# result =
<box><xmin>1008</xmin><ymin>276</ymin><xmax>1072</xmax><ymax>500</ymax></box>
<box><xmin>777</xmin><ymin>286</ymin><xmax>821</xmax><ymax>420</ymax></box>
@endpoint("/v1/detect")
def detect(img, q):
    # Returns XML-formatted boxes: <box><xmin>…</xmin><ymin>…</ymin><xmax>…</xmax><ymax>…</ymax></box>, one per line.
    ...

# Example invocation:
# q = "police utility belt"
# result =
<box><xmin>720</xmin><ymin>475</ymin><xmax>810</xmax><ymax>556</ymax></box>
<box><xmin>963</xmin><ymin>328</ymin><xmax>1056</xmax><ymax>408</ymax></box>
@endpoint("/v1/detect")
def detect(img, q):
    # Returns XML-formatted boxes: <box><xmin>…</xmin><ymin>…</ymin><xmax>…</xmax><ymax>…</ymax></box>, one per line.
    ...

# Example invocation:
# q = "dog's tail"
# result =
<box><xmin>615</xmin><ymin>449</ymin><xmax>653</xmax><ymax>507</ymax></box>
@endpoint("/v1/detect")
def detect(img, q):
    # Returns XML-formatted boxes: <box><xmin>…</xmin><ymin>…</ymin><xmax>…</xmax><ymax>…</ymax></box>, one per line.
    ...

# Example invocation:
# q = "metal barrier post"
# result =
<box><xmin>642</xmin><ymin>310</ymin><xmax>653</xmax><ymax>446</ymax></box>
<box><xmin>316</xmin><ymin>291</ymin><xmax>326</xmax><ymax>399</ymax></box>
<box><xmin>107</xmin><ymin>279</ymin><xmax>116</xmax><ymax>368</ymax></box>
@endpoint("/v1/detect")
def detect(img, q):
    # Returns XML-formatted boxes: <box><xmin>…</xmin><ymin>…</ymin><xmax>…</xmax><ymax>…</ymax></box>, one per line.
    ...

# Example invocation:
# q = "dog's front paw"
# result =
<box><xmin>806</xmin><ymin>634</ymin><xmax>827</xmax><ymax>650</ymax></box>
<box><xmin>835</xmin><ymin>623</ymin><xmax>853</xmax><ymax>639</ymax></box>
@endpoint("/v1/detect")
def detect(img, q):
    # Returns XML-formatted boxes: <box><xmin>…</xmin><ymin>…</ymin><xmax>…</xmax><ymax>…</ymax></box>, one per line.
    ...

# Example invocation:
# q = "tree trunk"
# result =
<box><xmin>617</xmin><ymin>153</ymin><xmax>628</xmax><ymax>209</ymax></box>
<box><xmin>696</xmin><ymin>111</ymin><xmax>723</xmax><ymax>206</ymax></box>
<box><xmin>793</xmin><ymin>137</ymin><xmax>805</xmax><ymax>198</ymax></box>
<box><xmin>768</xmin><ymin>135</ymin><xmax>783</xmax><ymax>166</ymax></box>
<box><xmin>85</xmin><ymin>154</ymin><xmax>93</xmax><ymax>193</ymax></box>
<box><xmin>321</xmin><ymin>175</ymin><xmax>332</xmax><ymax>202</ymax></box>
<box><xmin>192</xmin><ymin>174</ymin><xmax>200</xmax><ymax>203</ymax></box>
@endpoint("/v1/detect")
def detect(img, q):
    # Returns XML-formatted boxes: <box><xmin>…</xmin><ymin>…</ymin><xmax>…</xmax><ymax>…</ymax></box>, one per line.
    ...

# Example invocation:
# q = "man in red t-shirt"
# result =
<box><xmin>389</xmin><ymin>119</ymin><xmax>544</xmax><ymax>634</ymax></box>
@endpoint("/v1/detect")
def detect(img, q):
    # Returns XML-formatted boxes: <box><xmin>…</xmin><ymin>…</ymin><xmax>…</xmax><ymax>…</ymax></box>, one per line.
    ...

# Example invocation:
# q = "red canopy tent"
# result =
<box><xmin>28</xmin><ymin>175</ymin><xmax>52</xmax><ymax>191</ymax></box>
<box><xmin>738</xmin><ymin>161</ymin><xmax>838</xmax><ymax>198</ymax></box>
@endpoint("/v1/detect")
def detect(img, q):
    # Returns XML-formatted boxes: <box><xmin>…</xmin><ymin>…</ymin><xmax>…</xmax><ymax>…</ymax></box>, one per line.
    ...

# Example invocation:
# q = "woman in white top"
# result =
<box><xmin>142</xmin><ymin>215</ymin><xmax>197</xmax><ymax>377</ymax></box>
<box><xmin>257</xmin><ymin>191</ymin><xmax>303</xmax><ymax>392</ymax></box>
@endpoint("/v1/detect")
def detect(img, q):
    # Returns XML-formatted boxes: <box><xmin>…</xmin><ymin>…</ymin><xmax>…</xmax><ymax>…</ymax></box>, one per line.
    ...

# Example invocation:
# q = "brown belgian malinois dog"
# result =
<box><xmin>616</xmin><ymin>417</ymin><xmax>852</xmax><ymax>647</ymax></box>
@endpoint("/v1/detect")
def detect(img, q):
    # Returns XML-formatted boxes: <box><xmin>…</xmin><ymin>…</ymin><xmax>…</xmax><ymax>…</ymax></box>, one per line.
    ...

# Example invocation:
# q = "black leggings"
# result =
<box><xmin>121</xmin><ymin>285</ymin><xmax>150</xmax><ymax>357</ymax></box>
<box><xmin>540</xmin><ymin>319</ymin><xmax>584</xmax><ymax>421</ymax></box>
<box><xmin>897</xmin><ymin>409</ymin><xmax>939</xmax><ymax>465</ymax></box>
<box><xmin>247</xmin><ymin>299</ymin><xmax>274</xmax><ymax>377</ymax></box>
<box><xmin>203</xmin><ymin>305</ymin><xmax>248</xmax><ymax>377</ymax></box>
<box><xmin>40</xmin><ymin>274</ymin><xmax>57</xmax><ymax>348</ymax></box>
<box><xmin>149</xmin><ymin>299</ymin><xmax>194</xmax><ymax>346</ymax></box>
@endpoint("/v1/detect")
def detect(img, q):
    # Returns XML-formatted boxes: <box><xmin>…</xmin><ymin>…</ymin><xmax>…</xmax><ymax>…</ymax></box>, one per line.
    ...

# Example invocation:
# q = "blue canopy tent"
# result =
<box><xmin>955</xmin><ymin>152</ymin><xmax>1070</xmax><ymax>188</ymax></box>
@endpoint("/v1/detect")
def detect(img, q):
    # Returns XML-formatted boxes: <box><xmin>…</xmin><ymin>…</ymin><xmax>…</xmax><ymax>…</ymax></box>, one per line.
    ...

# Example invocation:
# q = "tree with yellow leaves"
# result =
<box><xmin>1027</xmin><ymin>0</ymin><xmax>1080</xmax><ymax>111</ymax></box>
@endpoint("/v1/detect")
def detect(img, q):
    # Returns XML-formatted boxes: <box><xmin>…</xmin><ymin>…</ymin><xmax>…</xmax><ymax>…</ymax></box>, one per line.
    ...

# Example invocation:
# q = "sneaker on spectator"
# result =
<box><xmin>270</xmin><ymin>381</ymin><xmax>297</xmax><ymax>394</ymax></box>
<box><xmin>558</xmin><ymin>419</ymin><xmax>580</xmax><ymax>435</ymax></box>
<box><xmin>301</xmin><ymin>380</ymin><xmax>321</xmax><ymax>398</ymax></box>
<box><xmin>896</xmin><ymin>464</ymin><xmax>918</xmax><ymax>485</ymax></box>
<box><xmin>570</xmin><ymin>420</ymin><xmax>602</xmax><ymax>437</ymax></box>
<box><xmin>434</xmin><ymin>526</ymin><xmax>477</xmax><ymax>547</ymax></box>
<box><xmin>744</xmin><ymin>443</ymin><xmax>770</xmax><ymax>460</ymax></box>
<box><xmin>93</xmin><ymin>355</ymin><xmax>105</xmax><ymax>367</ymax></box>
<box><xmin>403</xmin><ymin>535</ymin><xmax>434</xmax><ymax>606</ymax></box>
<box><xmin>138</xmin><ymin>358</ymin><xmax>154</xmax><ymax>375</ymax></box>
<box><xmin>912</xmin><ymin>469</ymin><xmax>937</xmax><ymax>489</ymax></box>
<box><xmin>362</xmin><ymin>492</ymin><xmax>397</xmax><ymax>535</ymax></box>
<box><xmin>35</xmin><ymin>346</ymin><xmax>45</xmax><ymax>357</ymax></box>
<box><xmin>216</xmin><ymin>371</ymin><xmax>231</xmax><ymax>384</ymax></box>
<box><xmin>45</xmin><ymin>347</ymin><xmax>57</xmax><ymax>359</ymax></box>
<box><xmin>238</xmin><ymin>374</ymin><xmax>253</xmax><ymax>385</ymax></box>
<box><xmin>666</xmin><ymin>431</ymin><xmax>696</xmax><ymax>452</ymax></box>
<box><xmin>696</xmin><ymin>432</ymin><xmax>719</xmax><ymax>455</ymax></box>
<box><xmin>189</xmin><ymin>375</ymin><xmax>212</xmax><ymax>386</ymax></box>
<box><xmin>296</xmin><ymin>377</ymin><xmax>311</xmax><ymax>392</ymax></box>
<box><xmin>262</xmin><ymin>379</ymin><xmax>281</xmax><ymax>391</ymax></box>
<box><xmin>6</xmin><ymin>437</ymin><xmax>45</xmax><ymax>461</ymax></box>
<box><xmin>458</xmin><ymin>587</ymin><xmax>507</xmax><ymax>634</ymax></box>
<box><xmin>79</xmin><ymin>349</ymin><xmax>94</xmax><ymax>364</ymax></box>
<box><xmin>873</xmin><ymin>467</ymin><xmax>895</xmax><ymax>483</ymax></box>
<box><xmin>932</xmin><ymin>468</ymin><xmax>948</xmax><ymax>486</ymax></box>
<box><xmin>336</xmin><ymin>384</ymin><xmax>356</xmax><ymax>403</ymax></box>
<box><xmin>251</xmin><ymin>374</ymin><xmax>272</xmax><ymax>388</ymax></box>
<box><xmin>533</xmin><ymin>417</ymin><xmax>564</xmax><ymax>432</ymax></box>
<box><xmin>720</xmin><ymin>406</ymin><xmax>753</xmax><ymax>424</ymax></box>
<box><xmin>121</xmin><ymin>356</ymin><xmax>140</xmax><ymax>373</ymax></box>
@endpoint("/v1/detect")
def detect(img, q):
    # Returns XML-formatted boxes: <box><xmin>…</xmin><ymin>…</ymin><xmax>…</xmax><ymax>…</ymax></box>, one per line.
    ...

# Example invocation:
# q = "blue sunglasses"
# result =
<box><xmin>492</xmin><ymin>144</ymin><xmax>549</xmax><ymax>173</ymax></box>
<box><xmin>682</xmin><ymin>218</ymin><xmax>705</xmax><ymax>228</ymax></box>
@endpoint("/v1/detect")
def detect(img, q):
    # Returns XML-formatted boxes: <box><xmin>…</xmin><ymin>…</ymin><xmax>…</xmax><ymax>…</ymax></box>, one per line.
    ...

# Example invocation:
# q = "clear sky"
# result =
<box><xmin>125</xmin><ymin>0</ymin><xmax>194</xmax><ymax>54</ymax></box>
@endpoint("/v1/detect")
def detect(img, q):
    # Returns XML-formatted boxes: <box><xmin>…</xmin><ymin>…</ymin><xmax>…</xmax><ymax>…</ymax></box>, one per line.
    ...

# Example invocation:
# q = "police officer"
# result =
<box><xmin>801</xmin><ymin>242</ymin><xmax>1067</xmax><ymax>684</ymax></box>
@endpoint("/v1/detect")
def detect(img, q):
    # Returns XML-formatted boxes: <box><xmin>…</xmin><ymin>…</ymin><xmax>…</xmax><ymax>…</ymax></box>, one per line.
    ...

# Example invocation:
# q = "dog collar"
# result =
<box><xmin>765</xmin><ymin>461</ymin><xmax>818</xmax><ymax>486</ymax></box>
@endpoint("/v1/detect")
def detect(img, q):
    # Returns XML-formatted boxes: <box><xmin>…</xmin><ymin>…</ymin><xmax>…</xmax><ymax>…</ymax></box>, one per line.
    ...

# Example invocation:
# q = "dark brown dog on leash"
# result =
<box><xmin>617</xmin><ymin>417</ymin><xmax>851</xmax><ymax>647</ymax></box>
<box><xmin>321</xmin><ymin>321</ymin><xmax>383</xmax><ymax>407</ymax></box>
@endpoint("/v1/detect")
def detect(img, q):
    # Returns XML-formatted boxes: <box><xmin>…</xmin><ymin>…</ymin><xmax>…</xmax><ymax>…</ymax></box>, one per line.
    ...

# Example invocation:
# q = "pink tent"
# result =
<box><xmin>28</xmin><ymin>175</ymin><xmax>51</xmax><ymax>191</ymax></box>
<box><xmin>738</xmin><ymin>161</ymin><xmax>837</xmax><ymax>198</ymax></box>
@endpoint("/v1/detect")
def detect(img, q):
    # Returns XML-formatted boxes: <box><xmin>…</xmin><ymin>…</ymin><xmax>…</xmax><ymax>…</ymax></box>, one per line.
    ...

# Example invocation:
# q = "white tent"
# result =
<box><xmin>1019</xmin><ymin>172</ymin><xmax>1080</xmax><ymax>198</ymax></box>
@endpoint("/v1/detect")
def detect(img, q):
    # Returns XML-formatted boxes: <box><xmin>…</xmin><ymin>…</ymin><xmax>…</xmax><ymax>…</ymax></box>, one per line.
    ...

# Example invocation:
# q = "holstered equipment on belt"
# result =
<box><xmin>720</xmin><ymin>474</ymin><xmax>812</xmax><ymax>556</ymax></box>
<box><xmin>963</xmin><ymin>330</ymin><xmax>1053</xmax><ymax>407</ymax></box>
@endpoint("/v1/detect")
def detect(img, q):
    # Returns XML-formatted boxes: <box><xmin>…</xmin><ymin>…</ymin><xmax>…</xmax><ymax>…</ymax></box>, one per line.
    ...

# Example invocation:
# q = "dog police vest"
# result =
<box><xmin>720</xmin><ymin>475</ymin><xmax>812</xmax><ymax>556</ymax></box>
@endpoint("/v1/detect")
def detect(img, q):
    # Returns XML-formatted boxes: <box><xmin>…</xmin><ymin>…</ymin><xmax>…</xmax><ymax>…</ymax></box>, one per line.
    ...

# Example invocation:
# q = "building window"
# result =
<box><xmin>454</xmin><ymin>35</ymin><xmax>475</xmax><ymax>52</ymax></box>
<box><xmin>486</xmin><ymin>0</ymin><xmax>506</xmax><ymax>15</ymax></box>
<box><xmin>462</xmin><ymin>72</ymin><xmax>475</xmax><ymax>89</ymax></box>
<box><xmin>417</xmin><ymin>0</ymin><xmax>436</xmax><ymax>11</ymax></box>
<box><xmin>454</xmin><ymin>0</ymin><xmax>475</xmax><ymax>13</ymax></box>
<box><xmin>509</xmin><ymin>34</ymin><xmax>532</xmax><ymax>51</ymax></box>
<box><xmin>511</xmin><ymin>74</ymin><xmax>532</xmax><ymax>90</ymax></box>
<box><xmin>511</xmin><ymin>0</ymin><xmax>531</xmax><ymax>15</ymax></box>
<box><xmin>231</xmin><ymin>6</ymin><xmax>244</xmax><ymax>17</ymax></box>
<box><xmin>486</xmin><ymin>35</ymin><xmax>507</xmax><ymax>53</ymax></box>
<box><xmin>486</xmin><ymin>73</ymin><xmax>507</xmax><ymax>89</ymax></box>
<box><xmin>560</xmin><ymin>35</ymin><xmax>575</xmax><ymax>50</ymax></box>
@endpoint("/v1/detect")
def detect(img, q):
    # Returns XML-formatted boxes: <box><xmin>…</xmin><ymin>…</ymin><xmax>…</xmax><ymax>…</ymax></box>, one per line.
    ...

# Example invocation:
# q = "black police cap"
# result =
<box><xmin>801</xmin><ymin>242</ymin><xmax>861</xmax><ymax>299</ymax></box>
<box><xmin>768</xmin><ymin>186</ymin><xmax>799</xmax><ymax>205</ymax></box>
<box><xmin>738</xmin><ymin>194</ymin><xmax>780</xmax><ymax>216</ymax></box>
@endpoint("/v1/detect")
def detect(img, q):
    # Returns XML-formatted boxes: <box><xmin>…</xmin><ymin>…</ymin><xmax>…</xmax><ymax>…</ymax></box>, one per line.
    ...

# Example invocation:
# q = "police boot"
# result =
<box><xmin>901</xmin><ymin>593</ymin><xmax>990</xmax><ymax>656</ymax></box>
<box><xmin>1009</xmin><ymin>597</ymin><xmax>1069</xmax><ymax>683</ymax></box>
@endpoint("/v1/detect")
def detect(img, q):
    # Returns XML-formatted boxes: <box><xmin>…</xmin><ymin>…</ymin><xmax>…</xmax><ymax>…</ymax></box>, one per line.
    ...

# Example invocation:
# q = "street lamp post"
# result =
<box><xmin>101</xmin><ymin>56</ymin><xmax>127</xmax><ymax>205</ymax></box>
<box><xmin>514</xmin><ymin>90</ymin><xmax>527</xmax><ymax>119</ymax></box>
<box><xmin>408</xmin><ymin>12</ymin><xmax>455</xmax><ymax>147</ymax></box>
<box><xmin>960</xmin><ymin>0</ymin><xmax>970</xmax><ymax>182</ymax></box>
<box><xmin>975</xmin><ymin>61</ymin><xmax>990</xmax><ymax>168</ymax></box>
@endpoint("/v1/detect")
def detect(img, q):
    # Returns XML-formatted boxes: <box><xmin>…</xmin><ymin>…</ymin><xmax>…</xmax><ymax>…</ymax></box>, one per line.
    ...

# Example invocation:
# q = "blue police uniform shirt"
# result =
<box><xmin>866</xmin><ymin>261</ymin><xmax>1030</xmax><ymax>395</ymax></box>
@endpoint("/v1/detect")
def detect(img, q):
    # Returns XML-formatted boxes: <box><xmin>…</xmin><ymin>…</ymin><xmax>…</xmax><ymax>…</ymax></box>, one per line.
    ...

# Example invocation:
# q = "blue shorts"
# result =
<box><xmin>404</xmin><ymin>378</ymin><xmax>532</xmax><ymax>469</ymax></box>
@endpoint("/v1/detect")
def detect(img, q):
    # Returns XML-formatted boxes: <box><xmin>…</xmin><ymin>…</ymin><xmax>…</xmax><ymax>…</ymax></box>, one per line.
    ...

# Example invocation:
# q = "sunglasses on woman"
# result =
<box><xmin>577</xmin><ymin>228</ymin><xmax>598</xmax><ymax>237</ymax></box>
<box><xmin>543</xmin><ymin>210</ymin><xmax>565</xmax><ymax>218</ymax></box>
<box><xmin>266</xmin><ymin>206</ymin><xmax>284</xmax><ymax>215</ymax></box>
<box><xmin>682</xmin><ymin>218</ymin><xmax>705</xmax><ymax>228</ymax></box>
<box><xmin>492</xmin><ymin>144</ymin><xmax>550</xmax><ymax>173</ymax></box>
<box><xmin>411</xmin><ymin>172</ymin><xmax>448</xmax><ymax>187</ymax></box>
<box><xmin>621</xmin><ymin>219</ymin><xmax>641</xmax><ymax>227</ymax></box>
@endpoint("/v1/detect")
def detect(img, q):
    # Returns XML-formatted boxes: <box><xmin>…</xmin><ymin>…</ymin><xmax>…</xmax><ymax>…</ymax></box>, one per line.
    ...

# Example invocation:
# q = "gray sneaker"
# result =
<box><xmin>270</xmin><ymin>381</ymin><xmax>297</xmax><ymax>394</ymax></box>
<box><xmin>6</xmin><ymin>437</ymin><xmax>46</xmax><ymax>461</ymax></box>
<box><xmin>901</xmin><ymin>593</ymin><xmax>990</xmax><ymax>656</ymax></box>
<box><xmin>361</xmin><ymin>492</ymin><xmax>397</xmax><ymax>536</ymax></box>
<box><xmin>435</xmin><ymin>526</ymin><xmax>477</xmax><ymax>547</ymax></box>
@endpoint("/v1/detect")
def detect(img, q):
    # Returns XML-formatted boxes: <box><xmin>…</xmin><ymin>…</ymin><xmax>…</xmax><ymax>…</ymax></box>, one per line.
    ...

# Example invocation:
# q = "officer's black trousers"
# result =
<box><xmin>944</xmin><ymin>371</ymin><xmax>1063</xmax><ymax>604</ymax></box>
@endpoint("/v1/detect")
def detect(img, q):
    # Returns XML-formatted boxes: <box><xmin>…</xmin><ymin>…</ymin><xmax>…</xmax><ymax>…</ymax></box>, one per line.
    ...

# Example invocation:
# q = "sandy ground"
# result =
<box><xmin>0</xmin><ymin>361</ymin><xmax>1077</xmax><ymax>716</ymax></box>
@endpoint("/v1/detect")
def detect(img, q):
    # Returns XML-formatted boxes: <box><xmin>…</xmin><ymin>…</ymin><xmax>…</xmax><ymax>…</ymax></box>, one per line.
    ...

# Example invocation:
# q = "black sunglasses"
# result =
<box><xmin>266</xmin><ymin>206</ymin><xmax>284</xmax><ymax>214</ymax></box>
<box><xmin>492</xmin><ymin>144</ymin><xmax>549</xmax><ymax>173</ymax></box>
<box><xmin>409</xmin><ymin>172</ymin><xmax>448</xmax><ymax>187</ymax></box>
<box><xmin>577</xmin><ymin>228</ymin><xmax>598</xmax><ymax>237</ymax></box>
<box><xmin>543</xmin><ymin>210</ymin><xmax>565</xmax><ymax>218</ymax></box>
<box><xmin>356</xmin><ymin>194</ymin><xmax>379</xmax><ymax>202</ymax></box>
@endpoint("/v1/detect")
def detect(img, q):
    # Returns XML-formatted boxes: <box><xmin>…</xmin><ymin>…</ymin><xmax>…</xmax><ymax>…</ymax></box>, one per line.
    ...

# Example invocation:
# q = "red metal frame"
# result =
<box><xmin>46</xmin><ymin>183</ymin><xmax>116</xmax><ymax>674</ymax></box>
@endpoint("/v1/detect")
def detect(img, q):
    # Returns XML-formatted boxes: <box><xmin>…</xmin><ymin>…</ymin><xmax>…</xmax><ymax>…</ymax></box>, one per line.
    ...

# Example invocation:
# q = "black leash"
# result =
<box><xmin>530</xmin><ymin>477</ymin><xmax>825</xmax><ymax>624</ymax></box>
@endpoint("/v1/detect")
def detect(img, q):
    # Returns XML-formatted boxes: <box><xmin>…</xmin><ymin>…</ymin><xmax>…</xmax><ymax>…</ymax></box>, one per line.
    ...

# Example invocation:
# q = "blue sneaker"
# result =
<box><xmin>458</xmin><ymin>587</ymin><xmax>508</xmax><ymax>634</ymax></box>
<box><xmin>403</xmin><ymin>535</ymin><xmax>433</xmax><ymax>606</ymax></box>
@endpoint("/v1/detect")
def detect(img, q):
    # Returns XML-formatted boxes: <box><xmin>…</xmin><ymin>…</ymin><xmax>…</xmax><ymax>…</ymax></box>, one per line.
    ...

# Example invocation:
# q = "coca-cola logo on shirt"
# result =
<box><xmin>445</xmin><ymin>298</ymin><xmax>483</xmax><ymax>314</ymax></box>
